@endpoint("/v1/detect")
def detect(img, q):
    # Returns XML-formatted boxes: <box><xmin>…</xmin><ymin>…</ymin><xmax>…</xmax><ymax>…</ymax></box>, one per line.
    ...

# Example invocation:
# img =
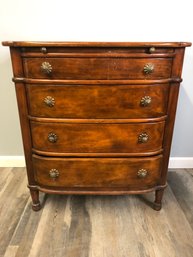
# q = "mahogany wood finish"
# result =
<box><xmin>30</xmin><ymin>121</ymin><xmax>165</xmax><ymax>154</ymax></box>
<box><xmin>26</xmin><ymin>84</ymin><xmax>169</xmax><ymax>118</ymax></box>
<box><xmin>2</xmin><ymin>41</ymin><xmax>191</xmax><ymax>211</ymax></box>
<box><xmin>33</xmin><ymin>155</ymin><xmax>162</xmax><ymax>188</ymax></box>
<box><xmin>23</xmin><ymin>57</ymin><xmax>172</xmax><ymax>79</ymax></box>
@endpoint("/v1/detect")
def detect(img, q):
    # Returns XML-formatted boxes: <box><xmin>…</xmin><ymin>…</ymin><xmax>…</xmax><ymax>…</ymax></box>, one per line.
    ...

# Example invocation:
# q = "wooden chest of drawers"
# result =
<box><xmin>3</xmin><ymin>41</ymin><xmax>191</xmax><ymax>211</ymax></box>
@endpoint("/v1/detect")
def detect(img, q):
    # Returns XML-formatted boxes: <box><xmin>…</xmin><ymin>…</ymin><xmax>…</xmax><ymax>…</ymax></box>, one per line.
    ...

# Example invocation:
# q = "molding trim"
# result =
<box><xmin>0</xmin><ymin>156</ymin><xmax>193</xmax><ymax>168</ymax></box>
<box><xmin>0</xmin><ymin>156</ymin><xmax>25</xmax><ymax>167</ymax></box>
<box><xmin>169</xmin><ymin>157</ymin><xmax>193</xmax><ymax>169</ymax></box>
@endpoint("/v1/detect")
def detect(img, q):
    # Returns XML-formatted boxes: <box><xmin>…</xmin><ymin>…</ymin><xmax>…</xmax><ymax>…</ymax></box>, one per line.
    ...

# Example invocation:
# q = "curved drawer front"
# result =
<box><xmin>31</xmin><ymin>121</ymin><xmax>165</xmax><ymax>154</ymax></box>
<box><xmin>23</xmin><ymin>58</ymin><xmax>172</xmax><ymax>79</ymax></box>
<box><xmin>33</xmin><ymin>154</ymin><xmax>162</xmax><ymax>189</ymax></box>
<box><xmin>27</xmin><ymin>84</ymin><xmax>169</xmax><ymax>119</ymax></box>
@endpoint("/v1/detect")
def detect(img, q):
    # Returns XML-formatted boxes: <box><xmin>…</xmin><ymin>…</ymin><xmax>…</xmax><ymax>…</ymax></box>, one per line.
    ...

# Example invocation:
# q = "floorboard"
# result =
<box><xmin>0</xmin><ymin>168</ymin><xmax>193</xmax><ymax>257</ymax></box>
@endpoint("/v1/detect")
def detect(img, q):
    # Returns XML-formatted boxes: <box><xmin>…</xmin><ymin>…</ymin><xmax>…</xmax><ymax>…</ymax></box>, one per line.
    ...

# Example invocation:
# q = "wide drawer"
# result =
<box><xmin>27</xmin><ymin>84</ymin><xmax>169</xmax><ymax>118</ymax></box>
<box><xmin>33</xmin><ymin>154</ymin><xmax>162</xmax><ymax>189</ymax></box>
<box><xmin>23</xmin><ymin>57</ymin><xmax>172</xmax><ymax>79</ymax></box>
<box><xmin>30</xmin><ymin>121</ymin><xmax>165</xmax><ymax>154</ymax></box>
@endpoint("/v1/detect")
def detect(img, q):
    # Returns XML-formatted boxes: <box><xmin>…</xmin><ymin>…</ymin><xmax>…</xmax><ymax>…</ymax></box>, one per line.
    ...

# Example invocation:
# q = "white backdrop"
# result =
<box><xmin>0</xmin><ymin>0</ymin><xmax>193</xmax><ymax>158</ymax></box>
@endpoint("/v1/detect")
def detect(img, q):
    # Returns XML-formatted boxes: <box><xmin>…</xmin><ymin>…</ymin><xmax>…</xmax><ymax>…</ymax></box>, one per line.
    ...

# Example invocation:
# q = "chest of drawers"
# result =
<box><xmin>3</xmin><ymin>41</ymin><xmax>191</xmax><ymax>211</ymax></box>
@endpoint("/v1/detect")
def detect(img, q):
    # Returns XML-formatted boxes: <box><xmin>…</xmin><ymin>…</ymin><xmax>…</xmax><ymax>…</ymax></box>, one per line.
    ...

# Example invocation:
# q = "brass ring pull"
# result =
<box><xmin>41</xmin><ymin>61</ymin><xmax>52</xmax><ymax>74</ymax></box>
<box><xmin>138</xmin><ymin>133</ymin><xmax>149</xmax><ymax>143</ymax></box>
<box><xmin>49</xmin><ymin>169</ymin><xmax>59</xmax><ymax>179</ymax></box>
<box><xmin>44</xmin><ymin>96</ymin><xmax>55</xmax><ymax>107</ymax></box>
<box><xmin>140</xmin><ymin>96</ymin><xmax>152</xmax><ymax>107</ymax></box>
<box><xmin>137</xmin><ymin>169</ymin><xmax>148</xmax><ymax>178</ymax></box>
<box><xmin>48</xmin><ymin>133</ymin><xmax>58</xmax><ymax>143</ymax></box>
<box><xmin>144</xmin><ymin>63</ymin><xmax>154</xmax><ymax>74</ymax></box>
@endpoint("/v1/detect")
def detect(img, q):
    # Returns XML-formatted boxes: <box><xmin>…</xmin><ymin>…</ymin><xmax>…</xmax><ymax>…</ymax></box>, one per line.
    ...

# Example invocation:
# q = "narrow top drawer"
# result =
<box><xmin>23</xmin><ymin>57</ymin><xmax>172</xmax><ymax>80</ymax></box>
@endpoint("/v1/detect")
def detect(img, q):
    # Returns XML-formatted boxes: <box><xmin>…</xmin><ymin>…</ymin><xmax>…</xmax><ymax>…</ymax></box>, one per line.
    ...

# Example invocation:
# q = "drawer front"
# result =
<box><xmin>31</xmin><ymin>121</ymin><xmax>165</xmax><ymax>154</ymax></box>
<box><xmin>27</xmin><ymin>84</ymin><xmax>169</xmax><ymax>118</ymax></box>
<box><xmin>33</xmin><ymin>155</ymin><xmax>162</xmax><ymax>189</ymax></box>
<box><xmin>23</xmin><ymin>58</ymin><xmax>172</xmax><ymax>79</ymax></box>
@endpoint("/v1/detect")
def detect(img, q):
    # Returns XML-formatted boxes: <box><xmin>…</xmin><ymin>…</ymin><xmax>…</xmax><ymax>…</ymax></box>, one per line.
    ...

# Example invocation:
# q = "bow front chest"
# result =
<box><xmin>3</xmin><ymin>41</ymin><xmax>191</xmax><ymax>211</ymax></box>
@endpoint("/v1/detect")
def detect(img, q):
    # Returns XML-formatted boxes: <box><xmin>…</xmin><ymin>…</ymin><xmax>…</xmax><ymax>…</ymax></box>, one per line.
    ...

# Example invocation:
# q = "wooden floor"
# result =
<box><xmin>0</xmin><ymin>168</ymin><xmax>193</xmax><ymax>257</ymax></box>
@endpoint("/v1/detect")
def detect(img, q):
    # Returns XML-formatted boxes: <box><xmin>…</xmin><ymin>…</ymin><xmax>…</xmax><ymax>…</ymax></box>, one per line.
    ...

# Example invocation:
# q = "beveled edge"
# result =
<box><xmin>29</xmin><ymin>115</ymin><xmax>167</xmax><ymax>123</ymax></box>
<box><xmin>13</xmin><ymin>78</ymin><xmax>182</xmax><ymax>84</ymax></box>
<box><xmin>31</xmin><ymin>149</ymin><xmax>163</xmax><ymax>157</ymax></box>
<box><xmin>28</xmin><ymin>184</ymin><xmax>167</xmax><ymax>195</ymax></box>
<box><xmin>2</xmin><ymin>41</ymin><xmax>192</xmax><ymax>47</ymax></box>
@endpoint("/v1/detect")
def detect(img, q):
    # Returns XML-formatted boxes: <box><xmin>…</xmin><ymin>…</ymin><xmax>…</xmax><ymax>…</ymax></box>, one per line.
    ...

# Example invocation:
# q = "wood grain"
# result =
<box><xmin>0</xmin><ymin>168</ymin><xmax>29</xmax><ymax>257</ymax></box>
<box><xmin>30</xmin><ymin>121</ymin><xmax>165</xmax><ymax>154</ymax></box>
<box><xmin>32</xmin><ymin>155</ymin><xmax>162</xmax><ymax>189</ymax></box>
<box><xmin>2</xmin><ymin>41</ymin><xmax>191</xmax><ymax>47</ymax></box>
<box><xmin>23</xmin><ymin>57</ymin><xmax>172</xmax><ymax>80</ymax></box>
<box><xmin>168</xmin><ymin>169</ymin><xmax>193</xmax><ymax>230</ymax></box>
<box><xmin>0</xmin><ymin>168</ymin><xmax>193</xmax><ymax>257</ymax></box>
<box><xmin>3</xmin><ymin>42</ymin><xmax>191</xmax><ymax>211</ymax></box>
<box><xmin>26</xmin><ymin>84</ymin><xmax>169</xmax><ymax>119</ymax></box>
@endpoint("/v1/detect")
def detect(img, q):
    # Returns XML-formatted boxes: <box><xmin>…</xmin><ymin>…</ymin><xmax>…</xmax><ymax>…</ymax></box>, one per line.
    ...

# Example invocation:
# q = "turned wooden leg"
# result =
<box><xmin>30</xmin><ymin>188</ymin><xmax>41</xmax><ymax>211</ymax></box>
<box><xmin>153</xmin><ymin>188</ymin><xmax>164</xmax><ymax>211</ymax></box>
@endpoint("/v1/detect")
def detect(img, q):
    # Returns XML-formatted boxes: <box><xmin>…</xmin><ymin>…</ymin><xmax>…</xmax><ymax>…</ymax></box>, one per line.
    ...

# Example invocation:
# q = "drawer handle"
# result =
<box><xmin>137</xmin><ymin>169</ymin><xmax>148</xmax><ymax>178</ymax></box>
<box><xmin>41</xmin><ymin>47</ymin><xmax>47</xmax><ymax>54</ymax></box>
<box><xmin>144</xmin><ymin>63</ymin><xmax>154</xmax><ymax>74</ymax></box>
<box><xmin>138</xmin><ymin>133</ymin><xmax>149</xmax><ymax>143</ymax></box>
<box><xmin>44</xmin><ymin>96</ymin><xmax>55</xmax><ymax>107</ymax></box>
<box><xmin>49</xmin><ymin>169</ymin><xmax>59</xmax><ymax>179</ymax></box>
<box><xmin>149</xmin><ymin>47</ymin><xmax>155</xmax><ymax>53</ymax></box>
<box><xmin>41</xmin><ymin>61</ymin><xmax>52</xmax><ymax>74</ymax></box>
<box><xmin>140</xmin><ymin>96</ymin><xmax>152</xmax><ymax>107</ymax></box>
<box><xmin>48</xmin><ymin>133</ymin><xmax>58</xmax><ymax>143</ymax></box>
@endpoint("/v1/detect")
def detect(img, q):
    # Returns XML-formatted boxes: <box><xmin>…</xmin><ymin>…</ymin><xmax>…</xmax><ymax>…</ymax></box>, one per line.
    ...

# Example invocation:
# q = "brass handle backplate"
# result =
<box><xmin>44</xmin><ymin>96</ymin><xmax>55</xmax><ymax>107</ymax></box>
<box><xmin>49</xmin><ymin>169</ymin><xmax>59</xmax><ymax>179</ymax></box>
<box><xmin>48</xmin><ymin>133</ymin><xmax>58</xmax><ymax>143</ymax></box>
<box><xmin>138</xmin><ymin>133</ymin><xmax>149</xmax><ymax>143</ymax></box>
<box><xmin>137</xmin><ymin>169</ymin><xmax>148</xmax><ymax>178</ymax></box>
<box><xmin>140</xmin><ymin>96</ymin><xmax>152</xmax><ymax>107</ymax></box>
<box><xmin>144</xmin><ymin>63</ymin><xmax>154</xmax><ymax>74</ymax></box>
<box><xmin>41</xmin><ymin>61</ymin><xmax>52</xmax><ymax>74</ymax></box>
